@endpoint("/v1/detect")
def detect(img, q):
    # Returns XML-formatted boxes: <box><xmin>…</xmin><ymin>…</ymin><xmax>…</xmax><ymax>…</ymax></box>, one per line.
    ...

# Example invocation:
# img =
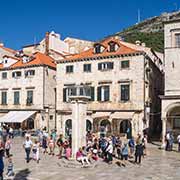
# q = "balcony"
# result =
<box><xmin>67</xmin><ymin>85</ymin><xmax>91</xmax><ymax>101</ymax></box>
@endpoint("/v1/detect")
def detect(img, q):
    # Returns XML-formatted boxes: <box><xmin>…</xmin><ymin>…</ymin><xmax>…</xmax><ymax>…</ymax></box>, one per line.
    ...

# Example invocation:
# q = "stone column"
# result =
<box><xmin>162</xmin><ymin>117</ymin><xmax>167</xmax><ymax>146</ymax></box>
<box><xmin>70</xmin><ymin>97</ymin><xmax>88</xmax><ymax>158</ymax></box>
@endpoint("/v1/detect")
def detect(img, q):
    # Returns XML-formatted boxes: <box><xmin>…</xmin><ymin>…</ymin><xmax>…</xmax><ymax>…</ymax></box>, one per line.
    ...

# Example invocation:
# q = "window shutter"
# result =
<box><xmin>109</xmin><ymin>62</ymin><xmax>113</xmax><ymax>69</ymax></box>
<box><xmin>90</xmin><ymin>87</ymin><xmax>94</xmax><ymax>101</ymax></box>
<box><xmin>98</xmin><ymin>63</ymin><xmax>102</xmax><ymax>70</ymax></box>
<box><xmin>97</xmin><ymin>87</ymin><xmax>101</xmax><ymax>101</ymax></box>
<box><xmin>63</xmin><ymin>88</ymin><xmax>67</xmax><ymax>102</ymax></box>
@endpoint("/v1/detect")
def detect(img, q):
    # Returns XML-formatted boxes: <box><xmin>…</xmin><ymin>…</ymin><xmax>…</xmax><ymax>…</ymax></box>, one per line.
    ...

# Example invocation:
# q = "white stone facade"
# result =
<box><xmin>56</xmin><ymin>37</ymin><xmax>163</xmax><ymax>138</ymax></box>
<box><xmin>161</xmin><ymin>19</ymin><xmax>180</xmax><ymax>143</ymax></box>
<box><xmin>0</xmin><ymin>53</ymin><xmax>56</xmax><ymax>131</ymax></box>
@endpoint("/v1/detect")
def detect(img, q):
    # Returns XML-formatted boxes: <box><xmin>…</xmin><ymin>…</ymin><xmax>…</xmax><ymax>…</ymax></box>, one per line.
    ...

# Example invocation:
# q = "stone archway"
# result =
<box><xmin>166</xmin><ymin>105</ymin><xmax>180</xmax><ymax>137</ymax></box>
<box><xmin>120</xmin><ymin>120</ymin><xmax>132</xmax><ymax>139</ymax></box>
<box><xmin>99</xmin><ymin>119</ymin><xmax>111</xmax><ymax>137</ymax></box>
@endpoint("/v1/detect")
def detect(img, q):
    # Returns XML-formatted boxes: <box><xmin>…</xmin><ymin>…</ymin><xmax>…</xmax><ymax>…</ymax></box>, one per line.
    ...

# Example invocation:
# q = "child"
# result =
<box><xmin>65</xmin><ymin>145</ymin><xmax>71</xmax><ymax>160</ymax></box>
<box><xmin>32</xmin><ymin>140</ymin><xmax>40</xmax><ymax>163</ymax></box>
<box><xmin>5</xmin><ymin>137</ymin><xmax>12</xmax><ymax>158</ymax></box>
<box><xmin>6</xmin><ymin>155</ymin><xmax>14</xmax><ymax>177</ymax></box>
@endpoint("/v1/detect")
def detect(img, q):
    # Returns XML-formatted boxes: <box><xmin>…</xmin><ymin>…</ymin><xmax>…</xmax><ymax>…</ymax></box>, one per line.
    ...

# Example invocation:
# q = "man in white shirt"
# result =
<box><xmin>23</xmin><ymin>136</ymin><xmax>32</xmax><ymax>163</ymax></box>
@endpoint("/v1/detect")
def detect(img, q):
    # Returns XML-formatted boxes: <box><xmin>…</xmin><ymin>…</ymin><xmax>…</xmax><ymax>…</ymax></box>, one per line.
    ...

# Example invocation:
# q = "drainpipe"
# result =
<box><xmin>45</xmin><ymin>32</ymin><xmax>50</xmax><ymax>55</ymax></box>
<box><xmin>54</xmin><ymin>88</ymin><xmax>57</xmax><ymax>129</ymax></box>
<box><xmin>143</xmin><ymin>54</ymin><xmax>146</xmax><ymax>134</ymax></box>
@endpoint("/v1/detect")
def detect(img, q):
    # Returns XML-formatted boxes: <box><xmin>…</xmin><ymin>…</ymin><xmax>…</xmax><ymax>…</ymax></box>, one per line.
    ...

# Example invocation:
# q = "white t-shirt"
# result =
<box><xmin>177</xmin><ymin>135</ymin><xmax>180</xmax><ymax>143</ymax></box>
<box><xmin>24</xmin><ymin>140</ymin><xmax>32</xmax><ymax>148</ymax></box>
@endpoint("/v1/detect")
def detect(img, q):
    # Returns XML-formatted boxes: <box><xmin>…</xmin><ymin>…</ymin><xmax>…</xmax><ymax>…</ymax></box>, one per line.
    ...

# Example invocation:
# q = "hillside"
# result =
<box><xmin>113</xmin><ymin>11</ymin><xmax>180</xmax><ymax>53</ymax></box>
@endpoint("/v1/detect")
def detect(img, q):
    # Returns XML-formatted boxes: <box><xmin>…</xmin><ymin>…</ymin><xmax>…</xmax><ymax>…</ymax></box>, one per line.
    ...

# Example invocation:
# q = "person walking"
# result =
<box><xmin>177</xmin><ymin>134</ymin><xmax>180</xmax><ymax>152</ymax></box>
<box><xmin>5</xmin><ymin>137</ymin><xmax>12</xmax><ymax>158</ymax></box>
<box><xmin>121</xmin><ymin>142</ymin><xmax>129</xmax><ymax>167</ymax></box>
<box><xmin>106</xmin><ymin>139</ymin><xmax>113</xmax><ymax>164</ymax></box>
<box><xmin>23</xmin><ymin>136</ymin><xmax>32</xmax><ymax>163</ymax></box>
<box><xmin>48</xmin><ymin>135</ymin><xmax>55</xmax><ymax>156</ymax></box>
<box><xmin>32</xmin><ymin>140</ymin><xmax>40</xmax><ymax>163</ymax></box>
<box><xmin>128</xmin><ymin>137</ymin><xmax>135</xmax><ymax>158</ymax></box>
<box><xmin>56</xmin><ymin>134</ymin><xmax>64</xmax><ymax>159</ymax></box>
<box><xmin>135</xmin><ymin>135</ymin><xmax>143</xmax><ymax>164</ymax></box>
<box><xmin>0</xmin><ymin>148</ymin><xmax>4</xmax><ymax>180</ymax></box>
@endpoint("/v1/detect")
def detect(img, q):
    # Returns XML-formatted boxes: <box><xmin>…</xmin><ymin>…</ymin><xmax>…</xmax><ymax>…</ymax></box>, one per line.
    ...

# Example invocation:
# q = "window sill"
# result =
<box><xmin>119</xmin><ymin>100</ymin><xmax>131</xmax><ymax>103</ymax></box>
<box><xmin>84</xmin><ymin>71</ymin><xmax>92</xmax><ymax>73</ymax></box>
<box><xmin>99</xmin><ymin>69</ymin><xmax>113</xmax><ymax>72</ymax></box>
<box><xmin>66</xmin><ymin>72</ymin><xmax>74</xmax><ymax>74</ymax></box>
<box><xmin>2</xmin><ymin>78</ymin><xmax>7</xmax><ymax>80</ymax></box>
<box><xmin>26</xmin><ymin>104</ymin><xmax>33</xmax><ymax>106</ymax></box>
<box><xmin>120</xmin><ymin>68</ymin><xmax>130</xmax><ymax>70</ymax></box>
<box><xmin>1</xmin><ymin>104</ymin><xmax>7</xmax><ymax>106</ymax></box>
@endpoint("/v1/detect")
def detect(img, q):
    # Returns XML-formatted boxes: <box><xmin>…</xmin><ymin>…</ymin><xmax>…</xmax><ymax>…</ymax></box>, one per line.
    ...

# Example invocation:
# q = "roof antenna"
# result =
<box><xmin>138</xmin><ymin>9</ymin><xmax>141</xmax><ymax>23</ymax></box>
<box><xmin>174</xmin><ymin>3</ymin><xmax>178</xmax><ymax>11</ymax></box>
<box><xmin>34</xmin><ymin>36</ymin><xmax>37</xmax><ymax>46</ymax></box>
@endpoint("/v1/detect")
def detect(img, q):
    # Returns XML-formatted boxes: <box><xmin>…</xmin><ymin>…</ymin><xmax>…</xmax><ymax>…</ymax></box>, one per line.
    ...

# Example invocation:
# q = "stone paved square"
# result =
<box><xmin>3</xmin><ymin>137</ymin><xmax>180</xmax><ymax>180</ymax></box>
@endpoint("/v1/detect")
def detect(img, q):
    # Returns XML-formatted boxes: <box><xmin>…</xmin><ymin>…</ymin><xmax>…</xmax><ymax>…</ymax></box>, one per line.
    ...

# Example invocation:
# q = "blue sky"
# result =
<box><xmin>0</xmin><ymin>0</ymin><xmax>179</xmax><ymax>49</ymax></box>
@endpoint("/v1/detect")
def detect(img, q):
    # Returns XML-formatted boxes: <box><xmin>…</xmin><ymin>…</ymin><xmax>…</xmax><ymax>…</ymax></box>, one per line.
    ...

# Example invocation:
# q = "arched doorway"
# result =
<box><xmin>86</xmin><ymin>120</ymin><xmax>92</xmax><ymax>132</ymax></box>
<box><xmin>166</xmin><ymin>106</ymin><xmax>180</xmax><ymax>137</ymax></box>
<box><xmin>27</xmin><ymin>118</ymin><xmax>34</xmax><ymax>129</ymax></box>
<box><xmin>100</xmin><ymin>119</ymin><xmax>111</xmax><ymax>137</ymax></box>
<box><xmin>120</xmin><ymin>120</ymin><xmax>132</xmax><ymax>139</ymax></box>
<box><xmin>65</xmin><ymin>119</ymin><xmax>72</xmax><ymax>138</ymax></box>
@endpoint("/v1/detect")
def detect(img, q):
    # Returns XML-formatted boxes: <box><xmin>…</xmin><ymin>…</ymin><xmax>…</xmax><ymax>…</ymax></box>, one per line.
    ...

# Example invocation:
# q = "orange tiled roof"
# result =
<box><xmin>62</xmin><ymin>37</ymin><xmax>142</xmax><ymax>62</ymax></box>
<box><xmin>0</xmin><ymin>52</ymin><xmax>56</xmax><ymax>70</ymax></box>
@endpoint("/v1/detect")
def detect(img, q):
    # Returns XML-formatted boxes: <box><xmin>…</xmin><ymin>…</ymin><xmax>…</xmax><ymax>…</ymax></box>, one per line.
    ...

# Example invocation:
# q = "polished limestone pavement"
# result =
<box><xmin>3</xmin><ymin>137</ymin><xmax>180</xmax><ymax>180</ymax></box>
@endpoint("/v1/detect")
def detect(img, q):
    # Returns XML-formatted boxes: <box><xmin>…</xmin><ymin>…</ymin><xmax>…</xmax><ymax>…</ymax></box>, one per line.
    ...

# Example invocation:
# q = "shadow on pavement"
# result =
<box><xmin>13</xmin><ymin>168</ymin><xmax>31</xmax><ymax>180</ymax></box>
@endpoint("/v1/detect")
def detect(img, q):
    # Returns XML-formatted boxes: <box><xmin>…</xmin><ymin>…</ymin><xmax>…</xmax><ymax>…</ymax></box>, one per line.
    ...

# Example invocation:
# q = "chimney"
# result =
<box><xmin>141</xmin><ymin>42</ymin><xmax>146</xmax><ymax>47</ymax></box>
<box><xmin>135</xmin><ymin>40</ymin><xmax>141</xmax><ymax>46</ymax></box>
<box><xmin>0</xmin><ymin>42</ymin><xmax>4</xmax><ymax>47</ymax></box>
<box><xmin>45</xmin><ymin>32</ymin><xmax>50</xmax><ymax>55</ymax></box>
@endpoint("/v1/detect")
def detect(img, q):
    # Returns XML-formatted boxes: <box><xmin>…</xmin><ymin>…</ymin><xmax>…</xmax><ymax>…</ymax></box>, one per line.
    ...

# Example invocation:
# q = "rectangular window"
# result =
<box><xmin>66</xmin><ymin>65</ymin><xmax>74</xmax><ymax>73</ymax></box>
<box><xmin>98</xmin><ymin>62</ymin><xmax>113</xmax><ymax>71</ymax></box>
<box><xmin>12</xmin><ymin>71</ymin><xmax>21</xmax><ymax>78</ymax></box>
<box><xmin>14</xmin><ymin>91</ymin><xmax>20</xmax><ymax>105</ymax></box>
<box><xmin>63</xmin><ymin>88</ymin><xmax>76</xmax><ymax>102</ymax></box>
<box><xmin>121</xmin><ymin>84</ymin><xmax>130</xmax><ymax>101</ymax></box>
<box><xmin>2</xmin><ymin>72</ymin><xmax>7</xmax><ymax>79</ymax></box>
<box><xmin>25</xmin><ymin>70</ymin><xmax>35</xmax><ymax>77</ymax></box>
<box><xmin>97</xmin><ymin>86</ymin><xmax>110</xmax><ymax>101</ymax></box>
<box><xmin>121</xmin><ymin>60</ymin><xmax>129</xmax><ymax>69</ymax></box>
<box><xmin>27</xmin><ymin>90</ymin><xmax>33</xmax><ymax>105</ymax></box>
<box><xmin>83</xmin><ymin>64</ymin><xmax>91</xmax><ymax>72</ymax></box>
<box><xmin>1</xmin><ymin>91</ymin><xmax>7</xmax><ymax>105</ymax></box>
<box><xmin>173</xmin><ymin>118</ymin><xmax>180</xmax><ymax>128</ymax></box>
<box><xmin>175</xmin><ymin>33</ymin><xmax>180</xmax><ymax>47</ymax></box>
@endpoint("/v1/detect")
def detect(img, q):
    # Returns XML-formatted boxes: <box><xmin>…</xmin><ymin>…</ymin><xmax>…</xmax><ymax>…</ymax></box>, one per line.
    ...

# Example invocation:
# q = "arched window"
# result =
<box><xmin>120</xmin><ymin>120</ymin><xmax>132</xmax><ymax>139</ymax></box>
<box><xmin>100</xmin><ymin>119</ymin><xmax>111</xmax><ymax>137</ymax></box>
<box><xmin>86</xmin><ymin>120</ymin><xmax>92</xmax><ymax>132</ymax></box>
<box><xmin>65</xmin><ymin>119</ymin><xmax>72</xmax><ymax>137</ymax></box>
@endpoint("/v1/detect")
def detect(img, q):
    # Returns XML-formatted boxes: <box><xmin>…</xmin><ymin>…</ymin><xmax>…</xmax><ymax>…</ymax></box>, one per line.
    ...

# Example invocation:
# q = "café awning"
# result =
<box><xmin>0</xmin><ymin>111</ymin><xmax>37</xmax><ymax>123</ymax></box>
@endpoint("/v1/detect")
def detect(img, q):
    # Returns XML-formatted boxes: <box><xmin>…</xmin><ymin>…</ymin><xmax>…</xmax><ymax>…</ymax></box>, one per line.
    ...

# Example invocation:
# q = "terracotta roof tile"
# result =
<box><xmin>63</xmin><ymin>37</ymin><xmax>141</xmax><ymax>62</ymax></box>
<box><xmin>0</xmin><ymin>52</ymin><xmax>56</xmax><ymax>70</ymax></box>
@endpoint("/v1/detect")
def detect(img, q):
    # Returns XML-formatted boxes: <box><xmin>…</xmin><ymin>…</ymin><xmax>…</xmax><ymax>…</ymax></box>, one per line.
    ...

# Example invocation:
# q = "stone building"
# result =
<box><xmin>0</xmin><ymin>52</ymin><xmax>56</xmax><ymax>130</ymax></box>
<box><xmin>161</xmin><ymin>19</ymin><xmax>180</xmax><ymax>143</ymax></box>
<box><xmin>56</xmin><ymin>37</ymin><xmax>163</xmax><ymax>139</ymax></box>
<box><xmin>23</xmin><ymin>31</ymin><xmax>94</xmax><ymax>60</ymax></box>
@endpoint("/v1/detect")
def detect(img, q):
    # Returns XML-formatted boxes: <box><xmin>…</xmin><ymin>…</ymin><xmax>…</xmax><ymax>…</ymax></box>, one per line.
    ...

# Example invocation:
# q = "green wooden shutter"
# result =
<box><xmin>63</xmin><ymin>88</ymin><xmax>67</xmax><ymax>102</ymax></box>
<box><xmin>97</xmin><ymin>87</ymin><xmax>101</xmax><ymax>101</ymax></box>
<box><xmin>90</xmin><ymin>87</ymin><xmax>95</xmax><ymax>101</ymax></box>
